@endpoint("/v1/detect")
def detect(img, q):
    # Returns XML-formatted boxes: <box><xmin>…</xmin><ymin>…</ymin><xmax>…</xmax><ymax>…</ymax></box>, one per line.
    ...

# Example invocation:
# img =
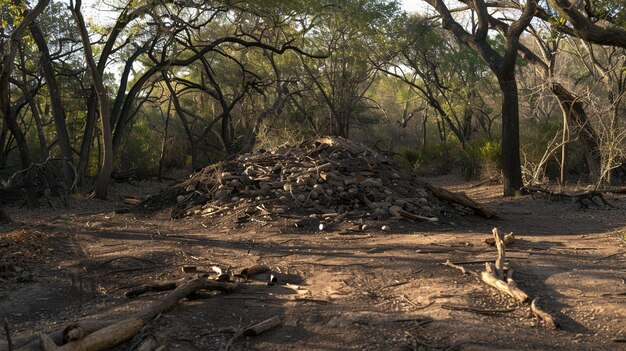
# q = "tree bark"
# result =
<box><xmin>498</xmin><ymin>75</ymin><xmax>523</xmax><ymax>195</ymax></box>
<box><xmin>70</xmin><ymin>0</ymin><xmax>113</xmax><ymax>199</ymax></box>
<box><xmin>0</xmin><ymin>0</ymin><xmax>50</xmax><ymax>207</ymax></box>
<box><xmin>29</xmin><ymin>21</ymin><xmax>75</xmax><ymax>188</ymax></box>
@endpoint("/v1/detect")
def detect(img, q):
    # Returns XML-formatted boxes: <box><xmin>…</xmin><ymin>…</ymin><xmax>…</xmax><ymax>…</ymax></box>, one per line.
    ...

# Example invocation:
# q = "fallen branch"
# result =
<box><xmin>468</xmin><ymin>175</ymin><xmax>500</xmax><ymax>189</ymax></box>
<box><xmin>442</xmin><ymin>260</ymin><xmax>478</xmax><ymax>276</ymax></box>
<box><xmin>425</xmin><ymin>183</ymin><xmax>496</xmax><ymax>218</ymax></box>
<box><xmin>441</xmin><ymin>304</ymin><xmax>516</xmax><ymax>315</ymax></box>
<box><xmin>389</xmin><ymin>206</ymin><xmax>438</xmax><ymax>222</ymax></box>
<box><xmin>593</xmin><ymin>251</ymin><xmax>625</xmax><ymax>264</ymax></box>
<box><xmin>33</xmin><ymin>278</ymin><xmax>237</xmax><ymax>351</ymax></box>
<box><xmin>530</xmin><ymin>298</ymin><xmax>559</xmax><ymax>329</ymax></box>
<box><xmin>525</xmin><ymin>187</ymin><xmax>616</xmax><ymax>208</ymax></box>
<box><xmin>480</xmin><ymin>263</ymin><xmax>528</xmax><ymax>303</ymax></box>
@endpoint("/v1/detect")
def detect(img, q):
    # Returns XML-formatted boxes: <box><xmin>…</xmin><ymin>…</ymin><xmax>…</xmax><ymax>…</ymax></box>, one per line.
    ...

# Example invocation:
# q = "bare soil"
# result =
<box><xmin>1</xmin><ymin>176</ymin><xmax>625</xmax><ymax>351</ymax></box>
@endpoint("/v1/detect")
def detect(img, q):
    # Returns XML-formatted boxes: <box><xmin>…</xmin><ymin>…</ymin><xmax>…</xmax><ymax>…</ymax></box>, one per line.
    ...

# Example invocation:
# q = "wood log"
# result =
<box><xmin>425</xmin><ymin>183</ymin><xmax>496</xmax><ymax>218</ymax></box>
<box><xmin>14</xmin><ymin>321</ymin><xmax>116</xmax><ymax>351</ymax></box>
<box><xmin>530</xmin><ymin>298</ymin><xmax>559</xmax><ymax>329</ymax></box>
<box><xmin>30</xmin><ymin>278</ymin><xmax>237</xmax><ymax>351</ymax></box>
<box><xmin>242</xmin><ymin>316</ymin><xmax>284</xmax><ymax>337</ymax></box>
<box><xmin>240</xmin><ymin>264</ymin><xmax>270</xmax><ymax>279</ymax></box>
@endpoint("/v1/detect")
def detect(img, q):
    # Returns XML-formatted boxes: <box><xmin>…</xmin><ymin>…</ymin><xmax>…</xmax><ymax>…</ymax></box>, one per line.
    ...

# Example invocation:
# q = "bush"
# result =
<box><xmin>458</xmin><ymin>138</ymin><xmax>501</xmax><ymax>180</ymax></box>
<box><xmin>413</xmin><ymin>140</ymin><xmax>464</xmax><ymax>175</ymax></box>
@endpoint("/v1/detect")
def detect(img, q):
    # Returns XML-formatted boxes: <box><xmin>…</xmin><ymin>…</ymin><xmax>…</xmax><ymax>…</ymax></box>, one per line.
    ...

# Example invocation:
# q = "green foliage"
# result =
<box><xmin>459</xmin><ymin>138</ymin><xmax>501</xmax><ymax>180</ymax></box>
<box><xmin>393</xmin><ymin>146</ymin><xmax>420</xmax><ymax>170</ymax></box>
<box><xmin>413</xmin><ymin>140</ymin><xmax>463</xmax><ymax>175</ymax></box>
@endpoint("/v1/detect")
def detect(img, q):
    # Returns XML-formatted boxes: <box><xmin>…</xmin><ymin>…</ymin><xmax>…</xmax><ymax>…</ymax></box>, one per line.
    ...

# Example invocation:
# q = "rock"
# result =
<box><xmin>186</xmin><ymin>184</ymin><xmax>196</xmax><ymax>192</ymax></box>
<box><xmin>381</xmin><ymin>225</ymin><xmax>390</xmax><ymax>231</ymax></box>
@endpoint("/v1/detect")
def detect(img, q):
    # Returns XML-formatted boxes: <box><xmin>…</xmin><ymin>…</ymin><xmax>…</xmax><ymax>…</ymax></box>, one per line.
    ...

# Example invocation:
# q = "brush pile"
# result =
<box><xmin>142</xmin><ymin>136</ymin><xmax>478</xmax><ymax>222</ymax></box>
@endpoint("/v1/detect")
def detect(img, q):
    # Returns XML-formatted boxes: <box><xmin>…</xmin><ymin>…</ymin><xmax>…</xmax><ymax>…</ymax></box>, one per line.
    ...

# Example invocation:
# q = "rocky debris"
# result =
<box><xmin>142</xmin><ymin>136</ymin><xmax>464</xmax><ymax>222</ymax></box>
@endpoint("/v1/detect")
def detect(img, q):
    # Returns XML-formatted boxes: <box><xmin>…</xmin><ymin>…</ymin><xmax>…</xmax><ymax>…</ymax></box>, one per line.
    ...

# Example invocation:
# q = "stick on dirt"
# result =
<box><xmin>442</xmin><ymin>260</ymin><xmax>478</xmax><ymax>276</ymax></box>
<box><xmin>441</xmin><ymin>304</ymin><xmax>516</xmax><ymax>315</ymax></box>
<box><xmin>492</xmin><ymin>228</ymin><xmax>506</xmax><ymax>279</ymax></box>
<box><xmin>530</xmin><ymin>298</ymin><xmax>559</xmax><ymax>329</ymax></box>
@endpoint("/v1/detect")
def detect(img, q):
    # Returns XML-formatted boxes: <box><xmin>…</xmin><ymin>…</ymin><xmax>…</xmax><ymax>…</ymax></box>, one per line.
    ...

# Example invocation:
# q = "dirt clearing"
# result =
<box><xmin>1</xmin><ymin>175</ymin><xmax>625</xmax><ymax>350</ymax></box>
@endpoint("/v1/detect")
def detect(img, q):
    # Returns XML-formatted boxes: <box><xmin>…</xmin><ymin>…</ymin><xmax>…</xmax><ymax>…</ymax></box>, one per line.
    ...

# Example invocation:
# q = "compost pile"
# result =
<box><xmin>143</xmin><ymin>136</ymin><xmax>465</xmax><ymax>222</ymax></box>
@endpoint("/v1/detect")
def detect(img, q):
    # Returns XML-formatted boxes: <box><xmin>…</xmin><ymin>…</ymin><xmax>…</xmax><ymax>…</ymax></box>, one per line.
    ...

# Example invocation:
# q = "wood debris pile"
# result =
<box><xmin>143</xmin><ymin>136</ymin><xmax>471</xmax><ymax>221</ymax></box>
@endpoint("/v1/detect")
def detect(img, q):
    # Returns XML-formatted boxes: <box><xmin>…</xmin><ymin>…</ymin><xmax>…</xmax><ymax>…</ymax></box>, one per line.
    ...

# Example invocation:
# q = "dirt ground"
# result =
<box><xmin>1</xmin><ymin>176</ymin><xmax>625</xmax><ymax>351</ymax></box>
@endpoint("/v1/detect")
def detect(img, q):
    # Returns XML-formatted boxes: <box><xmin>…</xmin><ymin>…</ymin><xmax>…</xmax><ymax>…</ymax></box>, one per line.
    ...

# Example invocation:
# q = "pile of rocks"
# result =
<box><xmin>144</xmin><ymin>136</ymin><xmax>453</xmax><ymax>221</ymax></box>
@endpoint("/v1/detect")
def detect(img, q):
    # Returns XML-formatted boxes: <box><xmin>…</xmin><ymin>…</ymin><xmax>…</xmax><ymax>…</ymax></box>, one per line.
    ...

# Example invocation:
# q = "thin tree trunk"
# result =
<box><xmin>158</xmin><ymin>98</ymin><xmax>171</xmax><ymax>181</ymax></box>
<box><xmin>550</xmin><ymin>83</ymin><xmax>601</xmax><ymax>181</ymax></box>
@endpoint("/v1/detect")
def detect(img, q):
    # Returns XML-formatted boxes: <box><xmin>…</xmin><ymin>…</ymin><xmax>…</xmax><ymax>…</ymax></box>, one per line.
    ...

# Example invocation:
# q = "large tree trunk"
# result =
<box><xmin>71</xmin><ymin>0</ymin><xmax>113</xmax><ymax>199</ymax></box>
<box><xmin>29</xmin><ymin>21</ymin><xmax>75</xmax><ymax>188</ymax></box>
<box><xmin>498</xmin><ymin>75</ymin><xmax>524</xmax><ymax>196</ymax></box>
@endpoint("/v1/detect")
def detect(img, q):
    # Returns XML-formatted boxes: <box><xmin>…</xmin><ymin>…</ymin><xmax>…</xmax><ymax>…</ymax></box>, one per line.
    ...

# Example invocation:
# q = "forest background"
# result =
<box><xmin>1</xmin><ymin>0</ymin><xmax>625</xmax><ymax>207</ymax></box>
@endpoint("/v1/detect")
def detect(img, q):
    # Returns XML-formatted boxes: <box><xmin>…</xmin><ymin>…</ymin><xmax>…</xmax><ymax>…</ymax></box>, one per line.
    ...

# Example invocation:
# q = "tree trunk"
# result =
<box><xmin>498</xmin><ymin>75</ymin><xmax>523</xmax><ymax>196</ymax></box>
<box><xmin>29</xmin><ymin>21</ymin><xmax>75</xmax><ymax>188</ymax></box>
<box><xmin>76</xmin><ymin>97</ymin><xmax>97</xmax><ymax>183</ymax></box>
<box><xmin>0</xmin><ymin>0</ymin><xmax>50</xmax><ymax>207</ymax></box>
<box><xmin>550</xmin><ymin>82</ymin><xmax>601</xmax><ymax>181</ymax></box>
<box><xmin>158</xmin><ymin>98</ymin><xmax>171</xmax><ymax>181</ymax></box>
<box><xmin>0</xmin><ymin>93</ymin><xmax>39</xmax><ymax>207</ymax></box>
<box><xmin>71</xmin><ymin>0</ymin><xmax>113</xmax><ymax>199</ymax></box>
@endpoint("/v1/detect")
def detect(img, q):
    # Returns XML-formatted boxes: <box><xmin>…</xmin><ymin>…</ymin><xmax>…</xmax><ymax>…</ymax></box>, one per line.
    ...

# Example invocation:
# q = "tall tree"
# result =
<box><xmin>0</xmin><ymin>0</ymin><xmax>50</xmax><ymax>206</ymax></box>
<box><xmin>423</xmin><ymin>0</ymin><xmax>536</xmax><ymax>196</ymax></box>
<box><xmin>70</xmin><ymin>0</ymin><xmax>113</xmax><ymax>199</ymax></box>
